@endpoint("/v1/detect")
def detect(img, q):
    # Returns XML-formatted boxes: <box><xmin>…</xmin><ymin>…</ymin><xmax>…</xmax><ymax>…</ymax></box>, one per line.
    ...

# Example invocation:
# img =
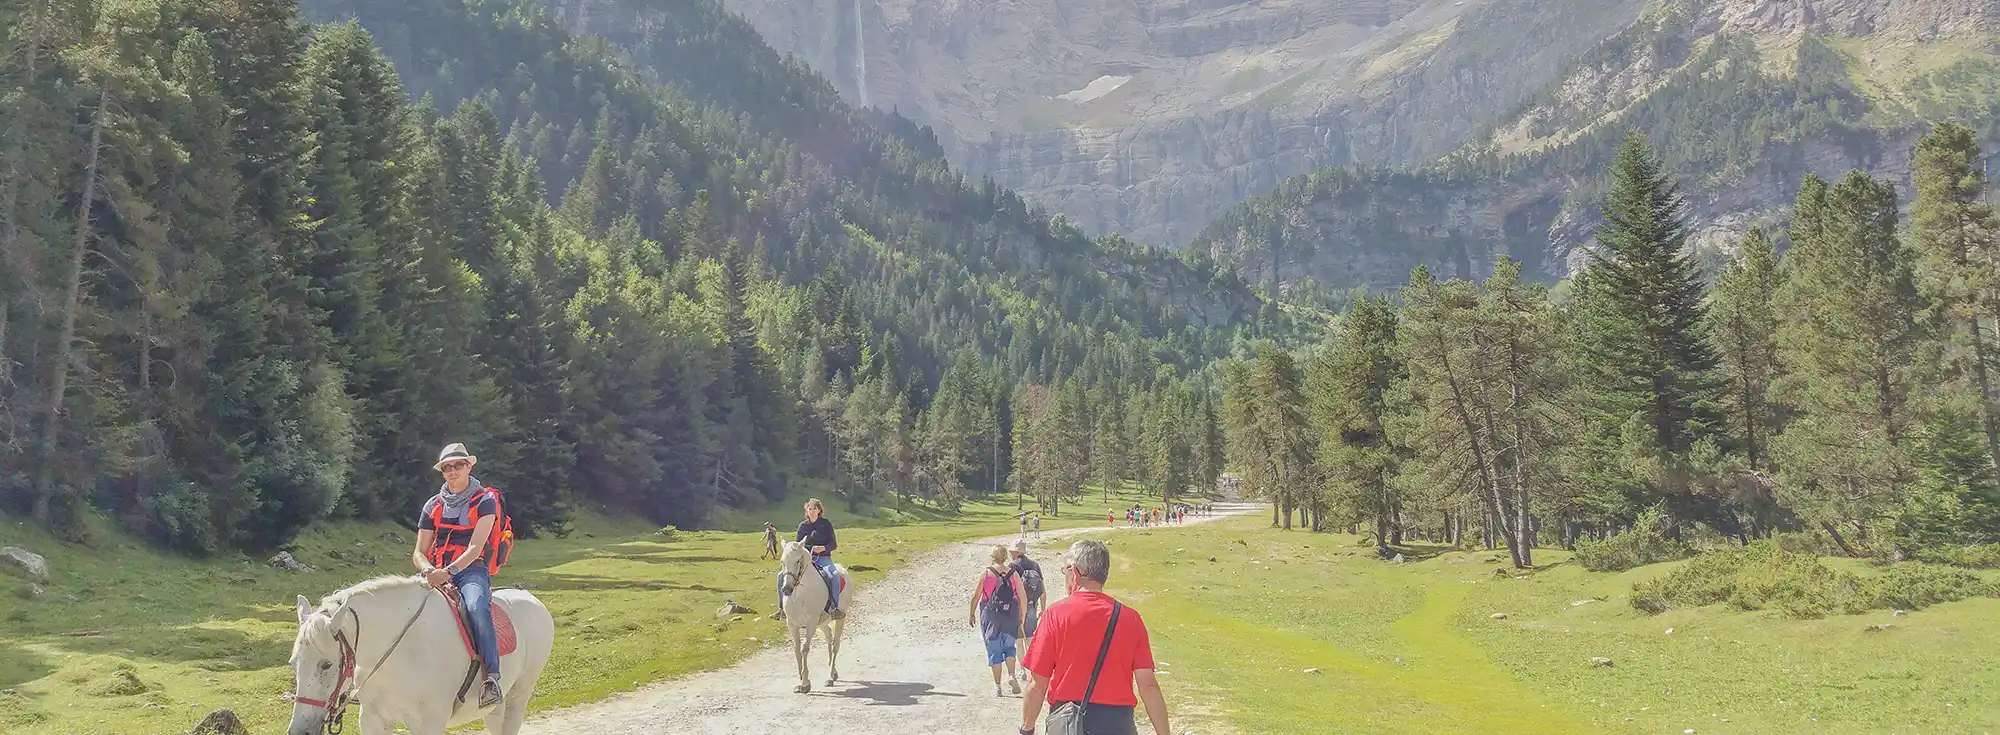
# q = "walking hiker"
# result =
<box><xmin>971</xmin><ymin>545</ymin><xmax>1030</xmax><ymax>696</ymax></box>
<box><xmin>1018</xmin><ymin>539</ymin><xmax>1172</xmax><ymax>735</ymax></box>
<box><xmin>762</xmin><ymin>522</ymin><xmax>779</xmax><ymax>560</ymax></box>
<box><xmin>1008</xmin><ymin>539</ymin><xmax>1047</xmax><ymax>683</ymax></box>
<box><xmin>413</xmin><ymin>443</ymin><xmax>507</xmax><ymax>709</ymax></box>
<box><xmin>1032</xmin><ymin>514</ymin><xmax>1042</xmax><ymax>540</ymax></box>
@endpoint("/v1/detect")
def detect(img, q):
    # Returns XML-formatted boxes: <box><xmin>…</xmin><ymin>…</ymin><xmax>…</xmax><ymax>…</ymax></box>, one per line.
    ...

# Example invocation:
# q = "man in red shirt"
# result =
<box><xmin>1017</xmin><ymin>539</ymin><xmax>1171</xmax><ymax>735</ymax></box>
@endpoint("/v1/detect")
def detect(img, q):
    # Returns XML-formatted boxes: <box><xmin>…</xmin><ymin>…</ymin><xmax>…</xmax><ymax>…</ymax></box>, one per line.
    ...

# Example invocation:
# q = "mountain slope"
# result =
<box><xmin>714</xmin><ymin>0</ymin><xmax>1656</xmax><ymax>247</ymax></box>
<box><xmin>1194</xmin><ymin>0</ymin><xmax>2000</xmax><ymax>294</ymax></box>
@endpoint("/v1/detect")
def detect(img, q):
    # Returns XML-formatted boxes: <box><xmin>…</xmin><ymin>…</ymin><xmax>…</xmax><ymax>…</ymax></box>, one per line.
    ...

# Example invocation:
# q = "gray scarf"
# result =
<box><xmin>436</xmin><ymin>475</ymin><xmax>483</xmax><ymax>521</ymax></box>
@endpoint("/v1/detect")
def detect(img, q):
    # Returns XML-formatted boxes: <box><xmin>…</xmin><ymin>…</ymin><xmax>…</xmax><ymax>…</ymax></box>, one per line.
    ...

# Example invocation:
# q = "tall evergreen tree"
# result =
<box><xmin>1772</xmin><ymin>172</ymin><xmax>1936</xmax><ymax>551</ymax></box>
<box><xmin>1908</xmin><ymin>121</ymin><xmax>2000</xmax><ymax>468</ymax></box>
<box><xmin>1709</xmin><ymin>227</ymin><xmax>1784</xmax><ymax>472</ymax></box>
<box><xmin>1570</xmin><ymin>130</ymin><xmax>1722</xmax><ymax>526</ymax></box>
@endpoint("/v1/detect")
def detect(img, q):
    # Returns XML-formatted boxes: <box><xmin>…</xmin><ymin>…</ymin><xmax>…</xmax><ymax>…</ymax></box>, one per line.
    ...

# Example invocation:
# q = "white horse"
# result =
<box><xmin>778</xmin><ymin>540</ymin><xmax>850</xmax><ymax>693</ymax></box>
<box><xmin>288</xmin><ymin>576</ymin><xmax>554</xmax><ymax>735</ymax></box>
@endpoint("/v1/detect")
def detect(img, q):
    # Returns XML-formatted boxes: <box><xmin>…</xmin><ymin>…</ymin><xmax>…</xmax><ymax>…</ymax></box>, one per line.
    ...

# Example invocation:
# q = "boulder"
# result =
<box><xmin>189</xmin><ymin>708</ymin><xmax>251</xmax><ymax>735</ymax></box>
<box><xmin>1</xmin><ymin>546</ymin><xmax>49</xmax><ymax>582</ymax></box>
<box><xmin>1490</xmin><ymin>613</ymin><xmax>1508</xmax><ymax>620</ymax></box>
<box><xmin>267</xmin><ymin>552</ymin><xmax>314</xmax><ymax>573</ymax></box>
<box><xmin>717</xmin><ymin>600</ymin><xmax>753</xmax><ymax>617</ymax></box>
<box><xmin>1590</xmin><ymin>657</ymin><xmax>1614</xmax><ymax>667</ymax></box>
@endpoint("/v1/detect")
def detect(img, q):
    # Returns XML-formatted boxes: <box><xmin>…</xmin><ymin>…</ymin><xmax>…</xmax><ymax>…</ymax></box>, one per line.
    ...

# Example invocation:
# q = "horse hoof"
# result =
<box><xmin>825</xmin><ymin>679</ymin><xmax>836</xmax><ymax>687</ymax></box>
<box><xmin>795</xmin><ymin>684</ymin><xmax>810</xmax><ymax>694</ymax></box>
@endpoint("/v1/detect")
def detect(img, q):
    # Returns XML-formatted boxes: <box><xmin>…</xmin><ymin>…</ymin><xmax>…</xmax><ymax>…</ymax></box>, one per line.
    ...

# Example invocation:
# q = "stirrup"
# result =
<box><xmin>478</xmin><ymin>678</ymin><xmax>503</xmax><ymax>709</ymax></box>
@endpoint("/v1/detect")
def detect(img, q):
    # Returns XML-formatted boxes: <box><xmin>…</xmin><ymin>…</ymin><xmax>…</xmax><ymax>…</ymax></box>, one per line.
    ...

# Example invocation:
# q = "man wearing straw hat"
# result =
<box><xmin>412</xmin><ymin>442</ymin><xmax>505</xmax><ymax>708</ymax></box>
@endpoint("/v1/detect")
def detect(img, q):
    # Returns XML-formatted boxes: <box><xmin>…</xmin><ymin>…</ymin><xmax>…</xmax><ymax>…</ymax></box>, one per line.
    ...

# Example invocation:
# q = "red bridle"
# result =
<box><xmin>290</xmin><ymin>612</ymin><xmax>358</xmax><ymax>734</ymax></box>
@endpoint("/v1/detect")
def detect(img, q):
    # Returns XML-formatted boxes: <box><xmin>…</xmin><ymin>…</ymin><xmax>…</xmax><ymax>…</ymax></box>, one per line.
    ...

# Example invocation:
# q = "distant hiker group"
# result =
<box><xmin>1119</xmin><ymin>503</ymin><xmax>1206</xmax><ymax>527</ymax></box>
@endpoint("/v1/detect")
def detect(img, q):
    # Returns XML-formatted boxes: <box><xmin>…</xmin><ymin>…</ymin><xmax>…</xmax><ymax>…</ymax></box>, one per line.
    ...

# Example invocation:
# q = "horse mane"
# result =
<box><xmin>318</xmin><ymin>574</ymin><xmax>429</xmax><ymax>611</ymax></box>
<box><xmin>293</xmin><ymin>575</ymin><xmax>429</xmax><ymax>658</ymax></box>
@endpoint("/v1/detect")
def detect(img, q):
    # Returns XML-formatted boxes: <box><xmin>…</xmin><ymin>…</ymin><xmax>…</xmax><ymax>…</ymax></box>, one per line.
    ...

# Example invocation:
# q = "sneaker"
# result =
<box><xmin>994</xmin><ymin>684</ymin><xmax>1004</xmax><ymax>697</ymax></box>
<box><xmin>828</xmin><ymin>608</ymin><xmax>845</xmax><ymax>620</ymax></box>
<box><xmin>478</xmin><ymin>677</ymin><xmax>504</xmax><ymax>709</ymax></box>
<box><xmin>772</xmin><ymin>610</ymin><xmax>786</xmax><ymax>621</ymax></box>
<box><xmin>1008</xmin><ymin>678</ymin><xmax>1021</xmax><ymax>695</ymax></box>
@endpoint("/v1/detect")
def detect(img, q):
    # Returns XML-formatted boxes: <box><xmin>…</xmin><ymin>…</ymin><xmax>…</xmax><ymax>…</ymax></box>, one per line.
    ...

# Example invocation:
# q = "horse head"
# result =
<box><xmin>288</xmin><ymin>594</ymin><xmax>355</xmax><ymax>735</ymax></box>
<box><xmin>779</xmin><ymin>541</ymin><xmax>812</xmax><ymax>595</ymax></box>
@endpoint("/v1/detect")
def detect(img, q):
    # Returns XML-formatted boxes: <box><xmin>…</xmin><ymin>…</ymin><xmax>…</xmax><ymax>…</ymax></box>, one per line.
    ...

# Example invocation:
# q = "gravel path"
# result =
<box><xmin>519</xmin><ymin>502</ymin><xmax>1259</xmax><ymax>735</ymax></box>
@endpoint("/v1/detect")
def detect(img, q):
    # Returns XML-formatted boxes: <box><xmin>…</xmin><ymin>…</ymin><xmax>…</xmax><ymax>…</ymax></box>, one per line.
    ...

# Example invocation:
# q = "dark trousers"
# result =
<box><xmin>1046</xmin><ymin>703</ymin><xmax>1137</xmax><ymax>735</ymax></box>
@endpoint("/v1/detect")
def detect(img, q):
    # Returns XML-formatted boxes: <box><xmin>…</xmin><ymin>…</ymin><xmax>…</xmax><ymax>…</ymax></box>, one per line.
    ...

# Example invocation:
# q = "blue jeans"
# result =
<box><xmin>453</xmin><ymin>565</ymin><xmax>501</xmax><ymax>678</ymax></box>
<box><xmin>778</xmin><ymin>556</ymin><xmax>841</xmax><ymax>610</ymax></box>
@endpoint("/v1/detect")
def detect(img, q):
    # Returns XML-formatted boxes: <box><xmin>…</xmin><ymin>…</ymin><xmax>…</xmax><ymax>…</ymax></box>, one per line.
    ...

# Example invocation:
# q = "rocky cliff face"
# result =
<box><xmin>720</xmin><ymin>0</ymin><xmax>1653</xmax><ymax>246</ymax></box>
<box><xmin>1195</xmin><ymin>0</ymin><xmax>2000</xmax><ymax>291</ymax></box>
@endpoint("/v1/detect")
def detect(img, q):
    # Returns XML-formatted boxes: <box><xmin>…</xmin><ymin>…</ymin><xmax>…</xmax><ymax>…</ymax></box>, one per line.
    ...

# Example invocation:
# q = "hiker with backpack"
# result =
<box><xmin>413</xmin><ymin>442</ymin><xmax>515</xmax><ymax>709</ymax></box>
<box><xmin>1008</xmin><ymin>539</ymin><xmax>1048</xmax><ymax>685</ymax></box>
<box><xmin>970</xmin><ymin>544</ymin><xmax>1030</xmax><ymax>696</ymax></box>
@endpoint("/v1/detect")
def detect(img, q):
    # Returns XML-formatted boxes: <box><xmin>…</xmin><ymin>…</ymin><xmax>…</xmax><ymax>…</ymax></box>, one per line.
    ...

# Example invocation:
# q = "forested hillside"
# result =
<box><xmin>1196</xmin><ymin>0</ymin><xmax>2000</xmax><ymax>299</ymax></box>
<box><xmin>1222</xmin><ymin>128</ymin><xmax>2000</xmax><ymax>573</ymax></box>
<box><xmin>0</xmin><ymin>0</ymin><xmax>1267</xmax><ymax>555</ymax></box>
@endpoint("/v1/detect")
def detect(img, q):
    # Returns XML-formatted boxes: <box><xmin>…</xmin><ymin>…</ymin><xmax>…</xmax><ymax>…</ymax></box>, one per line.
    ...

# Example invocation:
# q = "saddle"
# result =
<box><xmin>441</xmin><ymin>588</ymin><xmax>517</xmax><ymax>706</ymax></box>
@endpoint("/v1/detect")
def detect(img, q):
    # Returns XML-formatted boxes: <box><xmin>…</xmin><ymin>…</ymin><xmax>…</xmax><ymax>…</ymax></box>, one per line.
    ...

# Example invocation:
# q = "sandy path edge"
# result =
<box><xmin>517</xmin><ymin>502</ymin><xmax>1262</xmax><ymax>735</ymax></box>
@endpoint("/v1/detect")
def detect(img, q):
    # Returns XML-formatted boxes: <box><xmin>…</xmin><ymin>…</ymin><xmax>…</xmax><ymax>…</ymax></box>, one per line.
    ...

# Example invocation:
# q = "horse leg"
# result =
<box><xmin>358</xmin><ymin>708</ymin><xmax>395</xmax><ymax>735</ymax></box>
<box><xmin>825</xmin><ymin>619</ymin><xmax>842</xmax><ymax>686</ymax></box>
<box><xmin>487</xmin><ymin>682</ymin><xmax>533</xmax><ymax>735</ymax></box>
<box><xmin>794</xmin><ymin>626</ymin><xmax>813</xmax><ymax>694</ymax></box>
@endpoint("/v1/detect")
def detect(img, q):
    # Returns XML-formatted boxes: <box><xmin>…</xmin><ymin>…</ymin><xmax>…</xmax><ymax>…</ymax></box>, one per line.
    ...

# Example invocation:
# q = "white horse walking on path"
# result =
<box><xmin>777</xmin><ymin>540</ymin><xmax>850</xmax><ymax>693</ymax></box>
<box><xmin>288</xmin><ymin>576</ymin><xmax>555</xmax><ymax>735</ymax></box>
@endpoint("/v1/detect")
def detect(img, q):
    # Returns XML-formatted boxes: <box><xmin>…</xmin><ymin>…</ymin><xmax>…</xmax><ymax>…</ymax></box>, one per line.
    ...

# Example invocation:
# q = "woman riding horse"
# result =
<box><xmin>774</xmin><ymin>498</ymin><xmax>843</xmax><ymax>620</ymax></box>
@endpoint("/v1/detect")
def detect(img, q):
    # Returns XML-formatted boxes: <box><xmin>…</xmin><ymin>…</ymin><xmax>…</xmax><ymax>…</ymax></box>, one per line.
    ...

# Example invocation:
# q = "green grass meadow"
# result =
<box><xmin>0</xmin><ymin>489</ymin><xmax>1153</xmax><ymax>735</ymax></box>
<box><xmin>1103</xmin><ymin>514</ymin><xmax>2000</xmax><ymax>735</ymax></box>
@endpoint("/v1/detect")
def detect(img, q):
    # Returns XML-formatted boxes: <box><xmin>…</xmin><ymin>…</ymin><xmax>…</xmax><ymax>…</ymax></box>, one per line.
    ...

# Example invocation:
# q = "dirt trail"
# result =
<box><xmin>519</xmin><ymin>502</ymin><xmax>1259</xmax><ymax>735</ymax></box>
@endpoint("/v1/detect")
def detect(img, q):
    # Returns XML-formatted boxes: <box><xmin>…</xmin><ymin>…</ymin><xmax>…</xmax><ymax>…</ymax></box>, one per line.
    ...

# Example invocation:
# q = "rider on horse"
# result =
<box><xmin>412</xmin><ymin>443</ymin><xmax>504</xmax><ymax>709</ymax></box>
<box><xmin>774</xmin><ymin>498</ymin><xmax>843</xmax><ymax>620</ymax></box>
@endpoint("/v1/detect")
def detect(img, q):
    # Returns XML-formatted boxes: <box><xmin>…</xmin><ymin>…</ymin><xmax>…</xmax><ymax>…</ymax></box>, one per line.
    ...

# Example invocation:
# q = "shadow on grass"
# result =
<box><xmin>523</xmin><ymin>574</ymin><xmax>745</xmax><ymax>594</ymax></box>
<box><xmin>40</xmin><ymin>623</ymin><xmax>290</xmax><ymax>673</ymax></box>
<box><xmin>814</xmin><ymin>680</ymin><xmax>966</xmax><ymax>707</ymax></box>
<box><xmin>583</xmin><ymin>552</ymin><xmax>745</xmax><ymax>565</ymax></box>
<box><xmin>1385</xmin><ymin>542</ymin><xmax>1459</xmax><ymax>562</ymax></box>
<box><xmin>0</xmin><ymin>641</ymin><xmax>56</xmax><ymax>689</ymax></box>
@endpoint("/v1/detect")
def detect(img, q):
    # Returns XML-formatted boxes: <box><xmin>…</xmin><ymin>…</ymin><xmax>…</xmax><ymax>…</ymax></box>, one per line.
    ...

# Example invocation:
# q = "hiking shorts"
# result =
<box><xmin>984</xmin><ymin>633</ymin><xmax>1017</xmax><ymax>665</ymax></box>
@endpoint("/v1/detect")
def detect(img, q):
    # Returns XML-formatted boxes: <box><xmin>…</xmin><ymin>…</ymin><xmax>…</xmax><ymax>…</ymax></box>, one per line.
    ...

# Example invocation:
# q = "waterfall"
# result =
<box><xmin>851</xmin><ymin>0</ymin><xmax>870</xmax><ymax>107</ymax></box>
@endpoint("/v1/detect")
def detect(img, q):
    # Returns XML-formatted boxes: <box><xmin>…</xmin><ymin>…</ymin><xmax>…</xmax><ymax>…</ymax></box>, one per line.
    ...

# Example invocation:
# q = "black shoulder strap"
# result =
<box><xmin>1078</xmin><ymin>602</ymin><xmax>1123</xmax><ymax>713</ymax></box>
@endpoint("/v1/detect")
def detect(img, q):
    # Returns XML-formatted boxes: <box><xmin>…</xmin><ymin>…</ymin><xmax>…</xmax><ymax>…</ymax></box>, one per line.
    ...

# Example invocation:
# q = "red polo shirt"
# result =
<box><xmin>1022</xmin><ymin>590</ymin><xmax>1154</xmax><ymax>707</ymax></box>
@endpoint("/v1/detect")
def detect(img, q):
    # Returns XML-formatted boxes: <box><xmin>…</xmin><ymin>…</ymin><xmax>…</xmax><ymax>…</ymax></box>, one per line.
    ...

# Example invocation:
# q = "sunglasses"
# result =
<box><xmin>439</xmin><ymin>461</ymin><xmax>470</xmax><ymax>472</ymax></box>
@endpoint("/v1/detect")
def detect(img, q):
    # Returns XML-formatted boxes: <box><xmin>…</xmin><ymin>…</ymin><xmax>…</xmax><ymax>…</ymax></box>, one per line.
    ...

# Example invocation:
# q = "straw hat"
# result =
<box><xmin>433</xmin><ymin>443</ymin><xmax>477</xmax><ymax>471</ymax></box>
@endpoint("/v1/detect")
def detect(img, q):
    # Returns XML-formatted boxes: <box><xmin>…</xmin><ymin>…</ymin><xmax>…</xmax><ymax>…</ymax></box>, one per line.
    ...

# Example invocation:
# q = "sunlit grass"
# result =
<box><xmin>1107</xmin><ymin>514</ymin><xmax>2000</xmax><ymax>735</ymax></box>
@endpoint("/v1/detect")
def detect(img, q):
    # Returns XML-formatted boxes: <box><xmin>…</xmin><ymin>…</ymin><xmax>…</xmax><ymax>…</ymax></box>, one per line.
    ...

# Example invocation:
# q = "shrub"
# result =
<box><xmin>1863</xmin><ymin>563</ymin><xmax>1997</xmax><ymax>610</ymax></box>
<box><xmin>1574</xmin><ymin>505</ymin><xmax>1692</xmax><ymax>572</ymax></box>
<box><xmin>1632</xmin><ymin>541</ymin><xmax>2000</xmax><ymax>618</ymax></box>
<box><xmin>1925</xmin><ymin>543</ymin><xmax>2000</xmax><ymax>569</ymax></box>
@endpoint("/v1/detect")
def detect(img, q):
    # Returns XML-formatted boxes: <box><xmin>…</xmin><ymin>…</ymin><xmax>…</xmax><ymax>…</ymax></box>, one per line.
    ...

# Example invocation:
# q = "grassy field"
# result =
<box><xmin>0</xmin><ymin>488</ymin><xmax>1158</xmax><ymax>735</ymax></box>
<box><xmin>1103</xmin><ymin>514</ymin><xmax>2000</xmax><ymax>735</ymax></box>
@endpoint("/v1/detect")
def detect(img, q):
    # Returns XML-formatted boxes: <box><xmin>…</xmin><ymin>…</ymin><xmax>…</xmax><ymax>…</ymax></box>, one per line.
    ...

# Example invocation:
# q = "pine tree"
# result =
<box><xmin>1709</xmin><ymin>227</ymin><xmax>1783</xmax><ymax>472</ymax></box>
<box><xmin>1908</xmin><ymin>121</ymin><xmax>2000</xmax><ymax>468</ymax></box>
<box><xmin>1309</xmin><ymin>295</ymin><xmax>1401</xmax><ymax>549</ymax></box>
<box><xmin>1570</xmin><ymin>131</ymin><xmax>1722</xmax><ymax>528</ymax></box>
<box><xmin>1772</xmin><ymin>172</ymin><xmax>1936</xmax><ymax>550</ymax></box>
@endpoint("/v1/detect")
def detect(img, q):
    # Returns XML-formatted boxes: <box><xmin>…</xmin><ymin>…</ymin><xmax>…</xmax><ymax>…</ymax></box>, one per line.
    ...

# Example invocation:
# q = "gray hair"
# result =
<box><xmin>1066</xmin><ymin>539</ymin><xmax>1110</xmax><ymax>583</ymax></box>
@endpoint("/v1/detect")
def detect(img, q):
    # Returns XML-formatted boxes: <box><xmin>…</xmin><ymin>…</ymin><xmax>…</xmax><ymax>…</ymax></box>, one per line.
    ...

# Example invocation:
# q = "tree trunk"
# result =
<box><xmin>1820</xmin><ymin>522</ymin><xmax>1859</xmax><ymax>557</ymax></box>
<box><xmin>31</xmin><ymin>89</ymin><xmax>106</xmax><ymax>526</ymax></box>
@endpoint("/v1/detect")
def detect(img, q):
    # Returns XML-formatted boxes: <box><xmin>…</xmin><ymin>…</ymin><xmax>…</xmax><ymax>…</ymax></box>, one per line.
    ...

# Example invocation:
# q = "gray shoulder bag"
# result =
<box><xmin>1048</xmin><ymin>602</ymin><xmax>1123</xmax><ymax>735</ymax></box>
